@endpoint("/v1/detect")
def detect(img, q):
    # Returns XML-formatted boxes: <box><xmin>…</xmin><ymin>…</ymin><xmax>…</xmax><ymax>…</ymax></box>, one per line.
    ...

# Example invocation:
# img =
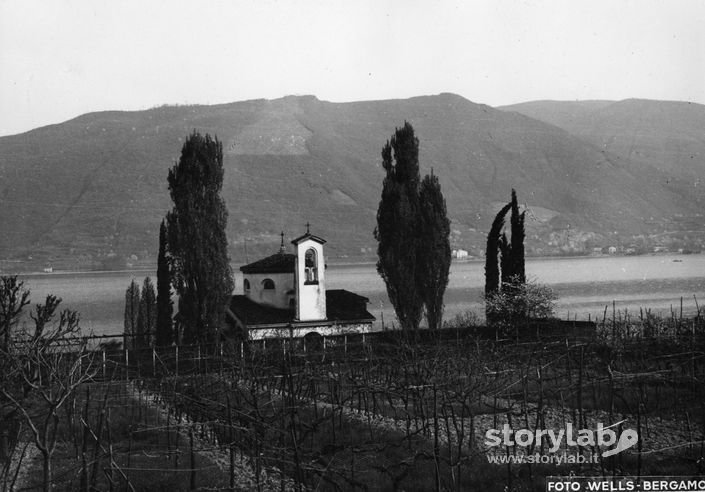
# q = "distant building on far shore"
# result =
<box><xmin>452</xmin><ymin>249</ymin><xmax>469</xmax><ymax>260</ymax></box>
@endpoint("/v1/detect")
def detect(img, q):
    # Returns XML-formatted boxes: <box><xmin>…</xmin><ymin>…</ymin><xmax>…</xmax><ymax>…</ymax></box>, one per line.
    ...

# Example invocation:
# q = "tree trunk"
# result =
<box><xmin>42</xmin><ymin>450</ymin><xmax>52</xmax><ymax>492</ymax></box>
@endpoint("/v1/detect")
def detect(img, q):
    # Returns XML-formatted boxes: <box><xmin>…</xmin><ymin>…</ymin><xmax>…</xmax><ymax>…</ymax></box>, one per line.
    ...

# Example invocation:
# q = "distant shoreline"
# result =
<box><xmin>5</xmin><ymin>251</ymin><xmax>700</xmax><ymax>277</ymax></box>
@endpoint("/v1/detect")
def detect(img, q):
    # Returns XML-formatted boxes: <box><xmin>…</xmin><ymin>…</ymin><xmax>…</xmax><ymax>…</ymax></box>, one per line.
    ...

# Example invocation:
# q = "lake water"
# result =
<box><xmin>14</xmin><ymin>254</ymin><xmax>705</xmax><ymax>337</ymax></box>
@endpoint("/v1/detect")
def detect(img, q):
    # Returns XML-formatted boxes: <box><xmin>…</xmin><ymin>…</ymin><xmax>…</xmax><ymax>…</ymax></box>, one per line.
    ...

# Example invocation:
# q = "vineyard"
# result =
<box><xmin>3</xmin><ymin>314</ymin><xmax>705</xmax><ymax>491</ymax></box>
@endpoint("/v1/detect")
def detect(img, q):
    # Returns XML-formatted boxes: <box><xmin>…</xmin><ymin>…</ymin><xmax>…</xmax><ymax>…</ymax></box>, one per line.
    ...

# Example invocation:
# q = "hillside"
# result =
<box><xmin>500</xmin><ymin>99</ymin><xmax>705</xmax><ymax>205</ymax></box>
<box><xmin>0</xmin><ymin>94</ymin><xmax>700</xmax><ymax>270</ymax></box>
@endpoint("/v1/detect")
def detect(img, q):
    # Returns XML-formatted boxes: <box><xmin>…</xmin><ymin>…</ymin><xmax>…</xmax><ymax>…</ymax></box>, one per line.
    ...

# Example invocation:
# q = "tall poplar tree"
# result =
<box><xmin>419</xmin><ymin>172</ymin><xmax>451</xmax><ymax>330</ymax></box>
<box><xmin>375</xmin><ymin>122</ymin><xmax>424</xmax><ymax>332</ymax></box>
<box><xmin>166</xmin><ymin>132</ymin><xmax>233</xmax><ymax>345</ymax></box>
<box><xmin>155</xmin><ymin>220</ymin><xmax>173</xmax><ymax>346</ymax></box>
<box><xmin>375</xmin><ymin>122</ymin><xmax>451</xmax><ymax>332</ymax></box>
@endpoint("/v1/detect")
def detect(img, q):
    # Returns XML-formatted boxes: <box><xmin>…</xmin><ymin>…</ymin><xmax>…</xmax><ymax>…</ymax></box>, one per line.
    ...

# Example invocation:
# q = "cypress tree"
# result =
<box><xmin>166</xmin><ymin>132</ymin><xmax>233</xmax><ymax>345</ymax></box>
<box><xmin>137</xmin><ymin>277</ymin><xmax>156</xmax><ymax>348</ymax></box>
<box><xmin>124</xmin><ymin>280</ymin><xmax>140</xmax><ymax>350</ymax></box>
<box><xmin>499</xmin><ymin>232</ymin><xmax>513</xmax><ymax>289</ymax></box>
<box><xmin>509</xmin><ymin>189</ymin><xmax>526</xmax><ymax>285</ymax></box>
<box><xmin>375</xmin><ymin>122</ymin><xmax>424</xmax><ymax>332</ymax></box>
<box><xmin>418</xmin><ymin>172</ymin><xmax>451</xmax><ymax>330</ymax></box>
<box><xmin>485</xmin><ymin>190</ymin><xmax>528</xmax><ymax>327</ymax></box>
<box><xmin>485</xmin><ymin>202</ymin><xmax>512</xmax><ymax>297</ymax></box>
<box><xmin>155</xmin><ymin>220</ymin><xmax>173</xmax><ymax>346</ymax></box>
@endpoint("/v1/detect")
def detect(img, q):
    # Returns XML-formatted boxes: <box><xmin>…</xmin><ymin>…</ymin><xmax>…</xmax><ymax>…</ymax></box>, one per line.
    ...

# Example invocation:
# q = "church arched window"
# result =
<box><xmin>262</xmin><ymin>278</ymin><xmax>275</xmax><ymax>290</ymax></box>
<box><xmin>305</xmin><ymin>248</ymin><xmax>318</xmax><ymax>283</ymax></box>
<box><xmin>244</xmin><ymin>279</ymin><xmax>250</xmax><ymax>293</ymax></box>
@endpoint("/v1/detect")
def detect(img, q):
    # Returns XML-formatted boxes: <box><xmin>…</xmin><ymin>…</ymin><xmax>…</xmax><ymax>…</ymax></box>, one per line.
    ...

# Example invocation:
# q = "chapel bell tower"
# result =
<box><xmin>292</xmin><ymin>224</ymin><xmax>326</xmax><ymax>321</ymax></box>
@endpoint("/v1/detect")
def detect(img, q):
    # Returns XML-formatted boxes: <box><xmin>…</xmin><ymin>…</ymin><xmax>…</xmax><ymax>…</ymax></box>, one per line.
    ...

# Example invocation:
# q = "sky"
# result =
<box><xmin>1</xmin><ymin>0</ymin><xmax>704</xmax><ymax>136</ymax></box>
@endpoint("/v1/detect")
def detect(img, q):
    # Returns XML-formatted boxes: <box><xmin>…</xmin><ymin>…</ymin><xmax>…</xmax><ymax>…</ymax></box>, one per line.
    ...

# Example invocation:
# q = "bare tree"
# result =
<box><xmin>1</xmin><ymin>295</ymin><xmax>97</xmax><ymax>491</ymax></box>
<box><xmin>0</xmin><ymin>276</ymin><xmax>30</xmax><ymax>352</ymax></box>
<box><xmin>0</xmin><ymin>276</ymin><xmax>31</xmax><ymax>468</ymax></box>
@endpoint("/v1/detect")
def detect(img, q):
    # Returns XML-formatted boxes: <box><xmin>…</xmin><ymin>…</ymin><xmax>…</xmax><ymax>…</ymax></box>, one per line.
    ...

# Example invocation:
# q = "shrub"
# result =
<box><xmin>442</xmin><ymin>310</ymin><xmax>482</xmax><ymax>330</ymax></box>
<box><xmin>485</xmin><ymin>277</ymin><xmax>557</xmax><ymax>336</ymax></box>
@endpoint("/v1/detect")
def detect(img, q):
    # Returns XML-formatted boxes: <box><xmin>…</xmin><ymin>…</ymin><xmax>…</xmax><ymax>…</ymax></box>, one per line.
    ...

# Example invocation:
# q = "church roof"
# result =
<box><xmin>291</xmin><ymin>232</ymin><xmax>326</xmax><ymax>246</ymax></box>
<box><xmin>326</xmin><ymin>290</ymin><xmax>374</xmax><ymax>322</ymax></box>
<box><xmin>228</xmin><ymin>289</ymin><xmax>375</xmax><ymax>327</ymax></box>
<box><xmin>228</xmin><ymin>295</ymin><xmax>291</xmax><ymax>326</ymax></box>
<box><xmin>240</xmin><ymin>252</ymin><xmax>296</xmax><ymax>274</ymax></box>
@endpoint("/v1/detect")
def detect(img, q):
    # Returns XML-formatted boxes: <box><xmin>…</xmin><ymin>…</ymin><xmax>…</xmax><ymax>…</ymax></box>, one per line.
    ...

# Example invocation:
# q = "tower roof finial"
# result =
<box><xmin>306</xmin><ymin>222</ymin><xmax>311</xmax><ymax>235</ymax></box>
<box><xmin>279</xmin><ymin>231</ymin><xmax>285</xmax><ymax>253</ymax></box>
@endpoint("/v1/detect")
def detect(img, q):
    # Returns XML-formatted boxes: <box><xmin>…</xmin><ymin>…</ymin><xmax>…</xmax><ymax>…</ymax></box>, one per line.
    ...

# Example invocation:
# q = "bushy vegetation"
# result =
<box><xmin>485</xmin><ymin>277</ymin><xmax>558</xmax><ymax>338</ymax></box>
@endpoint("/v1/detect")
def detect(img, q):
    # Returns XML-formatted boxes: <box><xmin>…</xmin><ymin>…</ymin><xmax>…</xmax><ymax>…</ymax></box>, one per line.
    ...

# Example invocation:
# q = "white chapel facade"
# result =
<box><xmin>226</xmin><ymin>227</ymin><xmax>375</xmax><ymax>340</ymax></box>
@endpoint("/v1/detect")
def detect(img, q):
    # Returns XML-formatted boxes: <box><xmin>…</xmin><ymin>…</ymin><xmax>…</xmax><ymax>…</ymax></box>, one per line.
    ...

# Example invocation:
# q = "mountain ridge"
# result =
<box><xmin>1</xmin><ymin>94</ymin><xmax>702</xmax><ymax>271</ymax></box>
<box><xmin>500</xmin><ymin>98</ymin><xmax>705</xmax><ymax>222</ymax></box>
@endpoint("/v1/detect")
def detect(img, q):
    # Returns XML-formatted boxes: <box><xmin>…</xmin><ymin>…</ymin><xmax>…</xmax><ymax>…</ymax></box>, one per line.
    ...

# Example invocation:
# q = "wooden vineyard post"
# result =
<box><xmin>637</xmin><ymin>401</ymin><xmax>643</xmax><ymax>478</ymax></box>
<box><xmin>220</xmin><ymin>343</ymin><xmax>224</xmax><ymax>377</ymax></box>
<box><xmin>433</xmin><ymin>383</ymin><xmax>441</xmax><ymax>492</ymax></box>
<box><xmin>189</xmin><ymin>426</ymin><xmax>196</xmax><ymax>490</ymax></box>
<box><xmin>0</xmin><ymin>428</ymin><xmax>6</xmax><ymax>462</ymax></box>
<box><xmin>173</xmin><ymin>409</ymin><xmax>180</xmax><ymax>469</ymax></box>
<box><xmin>126</xmin><ymin>430</ymin><xmax>133</xmax><ymax>486</ymax></box>
<box><xmin>227</xmin><ymin>395</ymin><xmax>235</xmax><ymax>490</ymax></box>
<box><xmin>578</xmin><ymin>345</ymin><xmax>585</xmax><ymax>430</ymax></box>
<box><xmin>106</xmin><ymin>408</ymin><xmax>115</xmax><ymax>491</ymax></box>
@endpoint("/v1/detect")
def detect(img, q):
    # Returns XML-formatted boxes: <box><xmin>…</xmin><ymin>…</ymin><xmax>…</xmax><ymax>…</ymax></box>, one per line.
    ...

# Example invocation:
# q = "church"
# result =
<box><xmin>224</xmin><ymin>227</ymin><xmax>376</xmax><ymax>340</ymax></box>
